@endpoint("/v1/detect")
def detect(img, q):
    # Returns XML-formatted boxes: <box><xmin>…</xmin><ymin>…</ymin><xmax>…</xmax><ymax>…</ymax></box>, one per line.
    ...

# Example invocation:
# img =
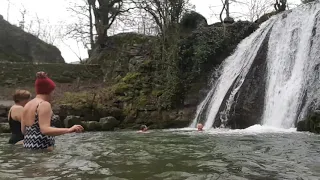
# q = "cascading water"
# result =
<box><xmin>190</xmin><ymin>1</ymin><xmax>320</xmax><ymax>129</ymax></box>
<box><xmin>262</xmin><ymin>3</ymin><xmax>320</xmax><ymax>128</ymax></box>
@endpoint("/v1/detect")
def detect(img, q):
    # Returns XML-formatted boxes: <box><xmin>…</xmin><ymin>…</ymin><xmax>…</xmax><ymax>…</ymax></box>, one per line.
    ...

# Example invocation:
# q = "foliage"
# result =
<box><xmin>179</xmin><ymin>21</ymin><xmax>258</xmax><ymax>89</ymax></box>
<box><xmin>180</xmin><ymin>11</ymin><xmax>207</xmax><ymax>31</ymax></box>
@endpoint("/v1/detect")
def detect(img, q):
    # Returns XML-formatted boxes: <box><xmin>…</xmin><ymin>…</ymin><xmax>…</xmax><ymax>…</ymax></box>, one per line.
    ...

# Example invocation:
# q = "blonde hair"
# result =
<box><xmin>13</xmin><ymin>90</ymin><xmax>31</xmax><ymax>103</ymax></box>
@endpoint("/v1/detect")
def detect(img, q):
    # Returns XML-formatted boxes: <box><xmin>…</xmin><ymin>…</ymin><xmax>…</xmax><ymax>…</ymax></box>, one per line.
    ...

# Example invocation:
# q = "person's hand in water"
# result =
<box><xmin>68</xmin><ymin>125</ymin><xmax>84</xmax><ymax>133</ymax></box>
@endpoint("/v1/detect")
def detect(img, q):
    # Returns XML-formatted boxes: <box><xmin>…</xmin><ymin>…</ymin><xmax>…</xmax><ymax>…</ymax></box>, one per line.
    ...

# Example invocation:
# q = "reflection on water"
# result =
<box><xmin>0</xmin><ymin>128</ymin><xmax>319</xmax><ymax>180</ymax></box>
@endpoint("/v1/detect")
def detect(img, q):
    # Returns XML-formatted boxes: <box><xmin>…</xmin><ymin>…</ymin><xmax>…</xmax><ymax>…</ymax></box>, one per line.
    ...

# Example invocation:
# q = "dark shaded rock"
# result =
<box><xmin>0</xmin><ymin>123</ymin><xmax>10</xmax><ymax>133</ymax></box>
<box><xmin>224</xmin><ymin>17</ymin><xmax>235</xmax><ymax>24</ymax></box>
<box><xmin>214</xmin><ymin>26</ymin><xmax>272</xmax><ymax>129</ymax></box>
<box><xmin>63</xmin><ymin>116</ymin><xmax>83</xmax><ymax>128</ymax></box>
<box><xmin>52</xmin><ymin>115</ymin><xmax>63</xmax><ymax>128</ymax></box>
<box><xmin>0</xmin><ymin>117</ymin><xmax>7</xmax><ymax>123</ymax></box>
<box><xmin>180</xmin><ymin>11</ymin><xmax>208</xmax><ymax>31</ymax></box>
<box><xmin>297</xmin><ymin>110</ymin><xmax>320</xmax><ymax>134</ymax></box>
<box><xmin>99</xmin><ymin>116</ymin><xmax>120</xmax><ymax>131</ymax></box>
<box><xmin>255</xmin><ymin>11</ymin><xmax>278</xmax><ymax>25</ymax></box>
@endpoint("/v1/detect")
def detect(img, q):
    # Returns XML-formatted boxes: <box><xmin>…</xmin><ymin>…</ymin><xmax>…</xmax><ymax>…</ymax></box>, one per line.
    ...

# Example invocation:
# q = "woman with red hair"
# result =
<box><xmin>21</xmin><ymin>72</ymin><xmax>84</xmax><ymax>150</ymax></box>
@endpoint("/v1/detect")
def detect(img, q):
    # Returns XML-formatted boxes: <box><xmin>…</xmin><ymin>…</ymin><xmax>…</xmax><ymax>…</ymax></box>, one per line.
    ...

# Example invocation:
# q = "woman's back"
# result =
<box><xmin>22</xmin><ymin>98</ymin><xmax>43</xmax><ymax>127</ymax></box>
<box><xmin>8</xmin><ymin>90</ymin><xmax>31</xmax><ymax>145</ymax></box>
<box><xmin>8</xmin><ymin>106</ymin><xmax>24</xmax><ymax>144</ymax></box>
<box><xmin>22</xmin><ymin>99</ymin><xmax>55</xmax><ymax>149</ymax></box>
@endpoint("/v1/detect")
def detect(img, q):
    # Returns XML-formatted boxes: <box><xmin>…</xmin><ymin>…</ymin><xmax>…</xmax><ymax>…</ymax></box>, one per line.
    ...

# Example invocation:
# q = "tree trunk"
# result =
<box><xmin>89</xmin><ymin>3</ymin><xmax>94</xmax><ymax>52</ymax></box>
<box><xmin>225</xmin><ymin>0</ymin><xmax>230</xmax><ymax>19</ymax></box>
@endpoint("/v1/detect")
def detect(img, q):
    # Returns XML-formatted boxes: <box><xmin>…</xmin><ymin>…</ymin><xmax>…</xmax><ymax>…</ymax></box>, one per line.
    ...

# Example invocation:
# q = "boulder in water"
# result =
<box><xmin>99</xmin><ymin>116</ymin><xmax>119</xmax><ymax>131</ymax></box>
<box><xmin>0</xmin><ymin>123</ymin><xmax>10</xmax><ymax>133</ymax></box>
<box><xmin>63</xmin><ymin>116</ymin><xmax>83</xmax><ymax>128</ymax></box>
<box><xmin>297</xmin><ymin>110</ymin><xmax>320</xmax><ymax>134</ymax></box>
<box><xmin>82</xmin><ymin>121</ymin><xmax>102</xmax><ymax>131</ymax></box>
<box><xmin>0</xmin><ymin>117</ymin><xmax>7</xmax><ymax>123</ymax></box>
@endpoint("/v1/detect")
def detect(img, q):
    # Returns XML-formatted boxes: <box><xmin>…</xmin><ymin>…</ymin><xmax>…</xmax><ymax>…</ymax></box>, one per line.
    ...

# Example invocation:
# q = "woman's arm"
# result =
<box><xmin>21</xmin><ymin>115</ymin><xmax>26</xmax><ymax>135</ymax></box>
<box><xmin>38</xmin><ymin>101</ymin><xmax>71</xmax><ymax>136</ymax></box>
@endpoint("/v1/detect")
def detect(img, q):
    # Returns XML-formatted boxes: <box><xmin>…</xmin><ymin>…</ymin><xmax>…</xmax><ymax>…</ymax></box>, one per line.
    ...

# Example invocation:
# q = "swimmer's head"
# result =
<box><xmin>197</xmin><ymin>123</ymin><xmax>203</xmax><ymax>131</ymax></box>
<box><xmin>140</xmin><ymin>125</ymin><xmax>148</xmax><ymax>132</ymax></box>
<box><xmin>13</xmin><ymin>89</ymin><xmax>31</xmax><ymax>106</ymax></box>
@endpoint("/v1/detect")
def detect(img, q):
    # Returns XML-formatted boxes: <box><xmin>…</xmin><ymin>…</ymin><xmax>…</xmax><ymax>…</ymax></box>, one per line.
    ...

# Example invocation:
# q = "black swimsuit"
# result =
<box><xmin>8</xmin><ymin>111</ymin><xmax>24</xmax><ymax>144</ymax></box>
<box><xmin>23</xmin><ymin>102</ymin><xmax>55</xmax><ymax>149</ymax></box>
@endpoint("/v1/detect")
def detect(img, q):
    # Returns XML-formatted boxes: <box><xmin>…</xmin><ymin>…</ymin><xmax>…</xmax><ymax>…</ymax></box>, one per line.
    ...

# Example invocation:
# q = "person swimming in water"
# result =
<box><xmin>197</xmin><ymin>123</ymin><xmax>203</xmax><ymax>131</ymax></box>
<box><xmin>21</xmin><ymin>71</ymin><xmax>84</xmax><ymax>150</ymax></box>
<box><xmin>8</xmin><ymin>90</ymin><xmax>31</xmax><ymax>145</ymax></box>
<box><xmin>138</xmin><ymin>125</ymin><xmax>148</xmax><ymax>133</ymax></box>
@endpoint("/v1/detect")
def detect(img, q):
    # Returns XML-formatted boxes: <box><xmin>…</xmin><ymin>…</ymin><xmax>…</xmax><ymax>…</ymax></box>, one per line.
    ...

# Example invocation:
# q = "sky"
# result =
<box><xmin>0</xmin><ymin>0</ymin><xmax>302</xmax><ymax>63</ymax></box>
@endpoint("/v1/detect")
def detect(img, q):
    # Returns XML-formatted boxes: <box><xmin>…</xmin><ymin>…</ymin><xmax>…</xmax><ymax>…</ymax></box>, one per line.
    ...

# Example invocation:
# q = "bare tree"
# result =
<box><xmin>88</xmin><ymin>0</ymin><xmax>133</xmax><ymax>48</ymax></box>
<box><xmin>231</xmin><ymin>0</ymin><xmax>274</xmax><ymax>22</ymax></box>
<box><xmin>132</xmin><ymin>0</ymin><xmax>192</xmax><ymax>35</ymax></box>
<box><xmin>6</xmin><ymin>0</ymin><xmax>10</xmax><ymax>21</ymax></box>
<box><xmin>65</xmin><ymin>0</ymin><xmax>95</xmax><ymax>53</ymax></box>
<box><xmin>18</xmin><ymin>5</ymin><xmax>27</xmax><ymax>30</ymax></box>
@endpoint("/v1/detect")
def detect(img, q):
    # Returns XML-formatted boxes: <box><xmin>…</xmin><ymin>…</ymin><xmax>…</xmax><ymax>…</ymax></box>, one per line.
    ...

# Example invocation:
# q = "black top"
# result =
<box><xmin>8</xmin><ymin>110</ymin><xmax>24</xmax><ymax>144</ymax></box>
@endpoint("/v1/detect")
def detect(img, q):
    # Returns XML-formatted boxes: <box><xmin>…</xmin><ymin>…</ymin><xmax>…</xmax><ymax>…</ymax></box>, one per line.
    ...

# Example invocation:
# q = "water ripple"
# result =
<box><xmin>0</xmin><ymin>130</ymin><xmax>319</xmax><ymax>180</ymax></box>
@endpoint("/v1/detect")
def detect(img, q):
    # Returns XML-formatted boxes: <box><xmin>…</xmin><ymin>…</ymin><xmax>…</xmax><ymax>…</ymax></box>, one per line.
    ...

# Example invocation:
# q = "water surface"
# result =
<box><xmin>0</xmin><ymin>127</ymin><xmax>319</xmax><ymax>180</ymax></box>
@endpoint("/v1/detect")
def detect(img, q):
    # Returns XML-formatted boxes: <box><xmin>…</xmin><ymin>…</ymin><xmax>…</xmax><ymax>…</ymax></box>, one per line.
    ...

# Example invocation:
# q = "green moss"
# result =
<box><xmin>112</xmin><ymin>82</ymin><xmax>133</xmax><ymax>95</ymax></box>
<box><xmin>122</xmin><ymin>72</ymin><xmax>141</xmax><ymax>83</ymax></box>
<box><xmin>151</xmin><ymin>90</ymin><xmax>164</xmax><ymax>97</ymax></box>
<box><xmin>137</xmin><ymin>95</ymin><xmax>148</xmax><ymax>107</ymax></box>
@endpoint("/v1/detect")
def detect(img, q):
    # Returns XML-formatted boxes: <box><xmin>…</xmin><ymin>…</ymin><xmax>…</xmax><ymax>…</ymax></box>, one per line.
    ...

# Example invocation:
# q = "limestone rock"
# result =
<box><xmin>99</xmin><ymin>116</ymin><xmax>120</xmax><ymax>131</ymax></box>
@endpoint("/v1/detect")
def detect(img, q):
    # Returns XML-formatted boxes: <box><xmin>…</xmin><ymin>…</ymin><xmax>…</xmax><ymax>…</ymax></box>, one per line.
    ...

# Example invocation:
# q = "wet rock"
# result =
<box><xmin>82</xmin><ymin>121</ymin><xmax>102</xmax><ymax>131</ymax></box>
<box><xmin>0</xmin><ymin>123</ymin><xmax>10</xmax><ymax>133</ymax></box>
<box><xmin>64</xmin><ymin>116</ymin><xmax>83</xmax><ymax>128</ymax></box>
<box><xmin>52</xmin><ymin>115</ymin><xmax>63</xmax><ymax>128</ymax></box>
<box><xmin>218</xmin><ymin>29</ymin><xmax>272</xmax><ymax>129</ymax></box>
<box><xmin>0</xmin><ymin>105</ymin><xmax>8</xmax><ymax>117</ymax></box>
<box><xmin>297</xmin><ymin>110</ymin><xmax>320</xmax><ymax>134</ymax></box>
<box><xmin>99</xmin><ymin>117</ymin><xmax>120</xmax><ymax>131</ymax></box>
<box><xmin>0</xmin><ymin>117</ymin><xmax>7</xmax><ymax>123</ymax></box>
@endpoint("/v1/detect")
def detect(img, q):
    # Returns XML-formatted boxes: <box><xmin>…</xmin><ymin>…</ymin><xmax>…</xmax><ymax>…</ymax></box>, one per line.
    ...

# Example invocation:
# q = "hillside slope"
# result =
<box><xmin>0</xmin><ymin>15</ymin><xmax>64</xmax><ymax>63</ymax></box>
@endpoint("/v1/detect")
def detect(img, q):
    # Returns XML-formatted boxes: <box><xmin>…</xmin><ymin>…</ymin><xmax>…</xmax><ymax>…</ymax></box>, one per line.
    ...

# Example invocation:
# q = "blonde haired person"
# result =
<box><xmin>8</xmin><ymin>90</ymin><xmax>31</xmax><ymax>144</ymax></box>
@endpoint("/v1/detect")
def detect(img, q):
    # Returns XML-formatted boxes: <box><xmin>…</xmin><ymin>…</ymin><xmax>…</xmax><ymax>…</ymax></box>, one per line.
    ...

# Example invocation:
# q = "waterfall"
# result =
<box><xmin>262</xmin><ymin>3</ymin><xmax>320</xmax><ymax>128</ymax></box>
<box><xmin>190</xmin><ymin>2</ymin><xmax>320</xmax><ymax>129</ymax></box>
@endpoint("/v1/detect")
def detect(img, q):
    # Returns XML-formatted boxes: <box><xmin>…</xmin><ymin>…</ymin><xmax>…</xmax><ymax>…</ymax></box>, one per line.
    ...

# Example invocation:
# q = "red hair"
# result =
<box><xmin>35</xmin><ymin>72</ymin><xmax>56</xmax><ymax>95</ymax></box>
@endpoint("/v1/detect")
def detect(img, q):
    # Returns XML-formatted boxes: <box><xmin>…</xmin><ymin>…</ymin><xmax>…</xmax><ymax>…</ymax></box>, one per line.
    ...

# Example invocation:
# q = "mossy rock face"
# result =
<box><xmin>0</xmin><ymin>63</ymin><xmax>103</xmax><ymax>87</ymax></box>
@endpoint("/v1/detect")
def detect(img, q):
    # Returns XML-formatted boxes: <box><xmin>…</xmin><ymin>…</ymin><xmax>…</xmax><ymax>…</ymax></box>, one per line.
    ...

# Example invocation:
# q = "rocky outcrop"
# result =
<box><xmin>297</xmin><ymin>110</ymin><xmax>320</xmax><ymax>134</ymax></box>
<box><xmin>0</xmin><ymin>18</ymin><xmax>64</xmax><ymax>63</ymax></box>
<box><xmin>62</xmin><ymin>114</ymin><xmax>120</xmax><ymax>131</ymax></box>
